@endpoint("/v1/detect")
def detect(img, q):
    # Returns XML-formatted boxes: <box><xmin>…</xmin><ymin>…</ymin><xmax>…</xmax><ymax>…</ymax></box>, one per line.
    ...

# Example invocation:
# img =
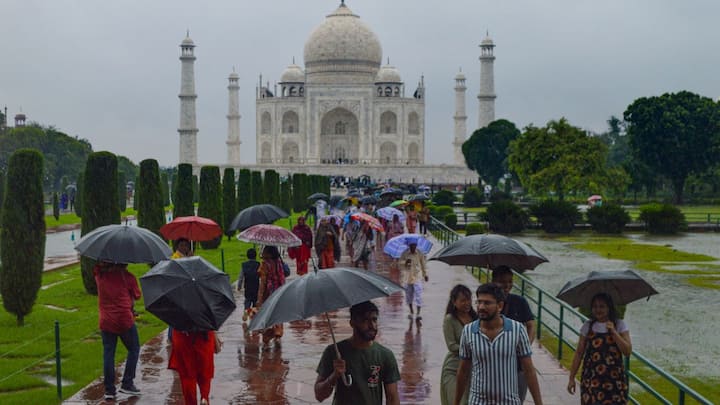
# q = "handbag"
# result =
<box><xmin>281</xmin><ymin>260</ymin><xmax>291</xmax><ymax>277</ymax></box>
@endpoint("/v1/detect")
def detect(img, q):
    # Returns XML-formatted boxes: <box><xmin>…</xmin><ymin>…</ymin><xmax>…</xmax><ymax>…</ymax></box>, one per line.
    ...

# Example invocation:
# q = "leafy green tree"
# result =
<box><xmin>60</xmin><ymin>176</ymin><xmax>69</xmax><ymax>193</ymax></box>
<box><xmin>251</xmin><ymin>171</ymin><xmax>263</xmax><ymax>205</ymax></box>
<box><xmin>624</xmin><ymin>91</ymin><xmax>720</xmax><ymax>204</ymax></box>
<box><xmin>174</xmin><ymin>163</ymin><xmax>194</xmax><ymax>218</ymax></box>
<box><xmin>160</xmin><ymin>171</ymin><xmax>170</xmax><ymax>207</ymax></box>
<box><xmin>508</xmin><ymin>118</ymin><xmax>623</xmax><ymax>200</ymax></box>
<box><xmin>462</xmin><ymin>119</ymin><xmax>520</xmax><ymax>187</ymax></box>
<box><xmin>222</xmin><ymin>168</ymin><xmax>237</xmax><ymax>240</ymax></box>
<box><xmin>117</xmin><ymin>155</ymin><xmax>139</xmax><ymax>183</ymax></box>
<box><xmin>52</xmin><ymin>192</ymin><xmax>60</xmax><ymax>220</ymax></box>
<box><xmin>80</xmin><ymin>152</ymin><xmax>120</xmax><ymax>295</ymax></box>
<box><xmin>597</xmin><ymin>116</ymin><xmax>630</xmax><ymax>168</ymax></box>
<box><xmin>0</xmin><ymin>149</ymin><xmax>46</xmax><ymax>325</ymax></box>
<box><xmin>118</xmin><ymin>170</ymin><xmax>127</xmax><ymax>212</ymax></box>
<box><xmin>137</xmin><ymin>159</ymin><xmax>165</xmax><ymax>236</ymax></box>
<box><xmin>280</xmin><ymin>179</ymin><xmax>292</xmax><ymax>214</ymax></box>
<box><xmin>237</xmin><ymin>169</ymin><xmax>252</xmax><ymax>211</ymax></box>
<box><xmin>198</xmin><ymin>166</ymin><xmax>222</xmax><ymax>249</ymax></box>
<box><xmin>264</xmin><ymin>170</ymin><xmax>280</xmax><ymax>206</ymax></box>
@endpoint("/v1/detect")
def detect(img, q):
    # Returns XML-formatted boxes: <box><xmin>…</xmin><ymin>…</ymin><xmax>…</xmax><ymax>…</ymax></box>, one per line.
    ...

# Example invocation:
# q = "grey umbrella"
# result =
<box><xmin>429</xmin><ymin>234</ymin><xmax>548</xmax><ymax>271</ymax></box>
<box><xmin>140</xmin><ymin>256</ymin><xmax>236</xmax><ymax>331</ymax></box>
<box><xmin>556</xmin><ymin>269</ymin><xmax>659</xmax><ymax>309</ymax></box>
<box><xmin>249</xmin><ymin>266</ymin><xmax>404</xmax><ymax>386</ymax></box>
<box><xmin>75</xmin><ymin>224</ymin><xmax>172</xmax><ymax>264</ymax></box>
<box><xmin>229</xmin><ymin>204</ymin><xmax>289</xmax><ymax>231</ymax></box>
<box><xmin>307</xmin><ymin>192</ymin><xmax>329</xmax><ymax>201</ymax></box>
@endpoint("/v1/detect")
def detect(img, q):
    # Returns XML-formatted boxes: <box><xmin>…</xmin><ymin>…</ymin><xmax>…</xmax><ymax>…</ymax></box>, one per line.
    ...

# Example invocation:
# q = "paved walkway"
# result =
<box><xmin>66</xmin><ymin>234</ymin><xmax>576</xmax><ymax>404</ymax></box>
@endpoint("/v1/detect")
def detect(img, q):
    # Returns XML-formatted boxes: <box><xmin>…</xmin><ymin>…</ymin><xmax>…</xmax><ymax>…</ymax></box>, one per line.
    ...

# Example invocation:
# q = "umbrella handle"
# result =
<box><xmin>325</xmin><ymin>312</ymin><xmax>352</xmax><ymax>387</ymax></box>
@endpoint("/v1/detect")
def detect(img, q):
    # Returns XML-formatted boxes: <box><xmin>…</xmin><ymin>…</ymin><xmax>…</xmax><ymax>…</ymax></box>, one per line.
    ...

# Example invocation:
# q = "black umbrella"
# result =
<box><xmin>557</xmin><ymin>269</ymin><xmax>659</xmax><ymax>309</ymax></box>
<box><xmin>409</xmin><ymin>194</ymin><xmax>430</xmax><ymax>202</ymax></box>
<box><xmin>380</xmin><ymin>188</ymin><xmax>401</xmax><ymax>197</ymax></box>
<box><xmin>75</xmin><ymin>224</ymin><xmax>172</xmax><ymax>264</ymax></box>
<box><xmin>360</xmin><ymin>195</ymin><xmax>378</xmax><ymax>205</ymax></box>
<box><xmin>329</xmin><ymin>195</ymin><xmax>344</xmax><ymax>208</ymax></box>
<box><xmin>307</xmin><ymin>192</ymin><xmax>329</xmax><ymax>201</ymax></box>
<box><xmin>346</xmin><ymin>190</ymin><xmax>362</xmax><ymax>198</ymax></box>
<box><xmin>140</xmin><ymin>256</ymin><xmax>236</xmax><ymax>331</ymax></box>
<box><xmin>430</xmin><ymin>234</ymin><xmax>548</xmax><ymax>271</ymax></box>
<box><xmin>229</xmin><ymin>204</ymin><xmax>289</xmax><ymax>231</ymax></box>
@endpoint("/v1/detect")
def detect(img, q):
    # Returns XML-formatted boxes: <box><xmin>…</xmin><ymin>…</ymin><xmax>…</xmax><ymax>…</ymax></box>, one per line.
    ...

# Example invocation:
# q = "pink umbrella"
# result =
<box><xmin>160</xmin><ymin>216</ymin><xmax>222</xmax><ymax>242</ymax></box>
<box><xmin>350</xmin><ymin>212</ymin><xmax>385</xmax><ymax>232</ymax></box>
<box><xmin>587</xmin><ymin>195</ymin><xmax>602</xmax><ymax>202</ymax></box>
<box><xmin>236</xmin><ymin>224</ymin><xmax>302</xmax><ymax>247</ymax></box>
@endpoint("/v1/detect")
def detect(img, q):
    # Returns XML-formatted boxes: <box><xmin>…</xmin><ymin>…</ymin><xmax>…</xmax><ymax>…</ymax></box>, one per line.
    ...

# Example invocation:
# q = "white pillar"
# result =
<box><xmin>226</xmin><ymin>71</ymin><xmax>241</xmax><ymax>165</ymax></box>
<box><xmin>453</xmin><ymin>71</ymin><xmax>468</xmax><ymax>166</ymax></box>
<box><xmin>178</xmin><ymin>33</ymin><xmax>198</xmax><ymax>164</ymax></box>
<box><xmin>478</xmin><ymin>35</ymin><xmax>496</xmax><ymax>129</ymax></box>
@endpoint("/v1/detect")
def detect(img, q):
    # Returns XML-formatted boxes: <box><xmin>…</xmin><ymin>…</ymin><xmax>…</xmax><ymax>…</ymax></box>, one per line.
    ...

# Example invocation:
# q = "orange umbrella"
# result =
<box><xmin>350</xmin><ymin>212</ymin><xmax>384</xmax><ymax>232</ymax></box>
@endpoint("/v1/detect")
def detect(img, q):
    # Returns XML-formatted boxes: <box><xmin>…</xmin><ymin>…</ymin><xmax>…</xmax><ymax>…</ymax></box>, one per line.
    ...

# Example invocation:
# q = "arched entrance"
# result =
<box><xmin>282</xmin><ymin>142</ymin><xmax>300</xmax><ymax>163</ymax></box>
<box><xmin>320</xmin><ymin>108</ymin><xmax>359</xmax><ymax>164</ymax></box>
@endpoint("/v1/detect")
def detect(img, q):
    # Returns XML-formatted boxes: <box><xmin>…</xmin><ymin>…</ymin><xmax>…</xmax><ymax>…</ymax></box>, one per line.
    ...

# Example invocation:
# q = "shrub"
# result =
<box><xmin>81</xmin><ymin>152</ymin><xmax>120</xmax><ymax>294</ymax></box>
<box><xmin>484</xmin><ymin>200</ymin><xmax>528</xmax><ymax>233</ymax></box>
<box><xmin>586</xmin><ymin>203</ymin><xmax>630</xmax><ymax>234</ymax></box>
<box><xmin>160</xmin><ymin>171</ymin><xmax>170</xmax><ymax>207</ymax></box>
<box><xmin>0</xmin><ymin>149</ymin><xmax>45</xmax><ymax>325</ymax></box>
<box><xmin>280</xmin><ymin>180</ymin><xmax>292</xmax><ymax>214</ymax></box>
<box><xmin>263</xmin><ymin>170</ymin><xmax>280</xmax><ymax>206</ymax></box>
<box><xmin>237</xmin><ymin>169</ymin><xmax>252</xmax><ymax>211</ymax></box>
<box><xmin>638</xmin><ymin>203</ymin><xmax>686</xmax><ymax>234</ymax></box>
<box><xmin>52</xmin><ymin>192</ymin><xmax>60</xmax><ymax>220</ymax></box>
<box><xmin>222</xmin><ymin>168</ymin><xmax>237</xmax><ymax>240</ymax></box>
<box><xmin>137</xmin><ymin>159</ymin><xmax>165</xmax><ymax>237</ymax></box>
<box><xmin>444</xmin><ymin>213</ymin><xmax>458</xmax><ymax>229</ymax></box>
<box><xmin>292</xmin><ymin>173</ymin><xmax>306</xmax><ymax>213</ymax></box>
<box><xmin>489</xmin><ymin>190</ymin><xmax>512</xmax><ymax>203</ymax></box>
<box><xmin>173</xmin><ymin>163</ymin><xmax>194</xmax><ymax>218</ymax></box>
<box><xmin>529</xmin><ymin>200</ymin><xmax>581</xmax><ymax>234</ymax></box>
<box><xmin>433</xmin><ymin>205</ymin><xmax>454</xmax><ymax>220</ymax></box>
<box><xmin>463</xmin><ymin>187</ymin><xmax>484</xmax><ymax>207</ymax></box>
<box><xmin>251</xmin><ymin>171</ymin><xmax>263</xmax><ymax>205</ymax></box>
<box><xmin>465</xmin><ymin>222</ymin><xmax>487</xmax><ymax>235</ymax></box>
<box><xmin>432</xmin><ymin>189</ymin><xmax>456</xmax><ymax>206</ymax></box>
<box><xmin>198</xmin><ymin>166</ymin><xmax>223</xmax><ymax>249</ymax></box>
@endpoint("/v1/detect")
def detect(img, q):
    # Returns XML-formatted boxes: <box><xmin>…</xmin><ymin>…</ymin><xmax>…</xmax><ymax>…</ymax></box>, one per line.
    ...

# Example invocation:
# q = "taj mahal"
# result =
<box><xmin>177</xmin><ymin>1</ymin><xmax>497</xmax><ymax>184</ymax></box>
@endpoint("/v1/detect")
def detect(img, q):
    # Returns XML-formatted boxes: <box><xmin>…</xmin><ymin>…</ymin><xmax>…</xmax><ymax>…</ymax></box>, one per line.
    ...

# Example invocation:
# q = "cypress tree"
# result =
<box><xmin>222</xmin><ymin>168</ymin><xmax>236</xmax><ymax>240</ymax></box>
<box><xmin>160</xmin><ymin>171</ymin><xmax>170</xmax><ymax>207</ymax></box>
<box><xmin>280</xmin><ymin>179</ymin><xmax>292</xmax><ymax>214</ymax></box>
<box><xmin>264</xmin><ymin>169</ymin><xmax>280</xmax><ymax>206</ymax></box>
<box><xmin>118</xmin><ymin>170</ymin><xmax>127</xmax><ymax>212</ymax></box>
<box><xmin>80</xmin><ymin>151</ymin><xmax>120</xmax><ymax>295</ymax></box>
<box><xmin>60</xmin><ymin>176</ymin><xmax>69</xmax><ymax>194</ymax></box>
<box><xmin>133</xmin><ymin>175</ymin><xmax>139</xmax><ymax>210</ymax></box>
<box><xmin>198</xmin><ymin>166</ymin><xmax>222</xmax><ymax>249</ymax></box>
<box><xmin>0</xmin><ymin>149</ymin><xmax>46</xmax><ymax>325</ymax></box>
<box><xmin>237</xmin><ymin>168</ymin><xmax>252</xmax><ymax>211</ymax></box>
<box><xmin>52</xmin><ymin>192</ymin><xmax>60</xmax><ymax>220</ymax></box>
<box><xmin>174</xmin><ymin>163</ymin><xmax>194</xmax><ymax>218</ymax></box>
<box><xmin>0</xmin><ymin>170</ymin><xmax>5</xmax><ymax>226</ymax></box>
<box><xmin>74</xmin><ymin>171</ymin><xmax>84</xmax><ymax>217</ymax></box>
<box><xmin>251</xmin><ymin>171</ymin><xmax>263</xmax><ymax>205</ymax></box>
<box><xmin>171</xmin><ymin>172</ymin><xmax>178</xmax><ymax>209</ymax></box>
<box><xmin>137</xmin><ymin>159</ymin><xmax>165</xmax><ymax>236</ymax></box>
<box><xmin>292</xmin><ymin>173</ymin><xmax>304</xmax><ymax>213</ymax></box>
<box><xmin>192</xmin><ymin>174</ymin><xmax>199</xmax><ymax>204</ymax></box>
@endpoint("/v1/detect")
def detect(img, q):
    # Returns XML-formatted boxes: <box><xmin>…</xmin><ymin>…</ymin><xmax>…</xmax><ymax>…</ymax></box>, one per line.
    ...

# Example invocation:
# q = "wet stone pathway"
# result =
<box><xmin>66</xmin><ymin>235</ymin><xmax>575</xmax><ymax>404</ymax></box>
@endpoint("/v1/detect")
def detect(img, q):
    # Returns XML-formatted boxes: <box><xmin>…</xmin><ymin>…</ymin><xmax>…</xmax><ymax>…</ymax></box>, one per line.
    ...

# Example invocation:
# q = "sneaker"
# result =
<box><xmin>407</xmin><ymin>314</ymin><xmax>413</xmax><ymax>320</ymax></box>
<box><xmin>119</xmin><ymin>384</ymin><xmax>141</xmax><ymax>396</ymax></box>
<box><xmin>104</xmin><ymin>393</ymin><xmax>116</xmax><ymax>401</ymax></box>
<box><xmin>200</xmin><ymin>399</ymin><xmax>209</xmax><ymax>405</ymax></box>
<box><xmin>416</xmin><ymin>316</ymin><xmax>422</xmax><ymax>321</ymax></box>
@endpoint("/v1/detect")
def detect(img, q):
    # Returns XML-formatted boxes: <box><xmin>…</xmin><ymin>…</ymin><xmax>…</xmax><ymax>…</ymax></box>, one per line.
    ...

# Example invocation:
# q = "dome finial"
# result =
<box><xmin>292</xmin><ymin>56</ymin><xmax>295</xmax><ymax>64</ymax></box>
<box><xmin>186</xmin><ymin>29</ymin><xmax>190</xmax><ymax>37</ymax></box>
<box><xmin>387</xmin><ymin>57</ymin><xmax>390</xmax><ymax>65</ymax></box>
<box><xmin>340</xmin><ymin>0</ymin><xmax>346</xmax><ymax>6</ymax></box>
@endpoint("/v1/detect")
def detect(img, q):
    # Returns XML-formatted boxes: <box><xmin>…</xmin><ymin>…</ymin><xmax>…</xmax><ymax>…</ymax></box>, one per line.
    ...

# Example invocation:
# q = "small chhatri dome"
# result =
<box><xmin>375</xmin><ymin>63</ymin><xmax>402</xmax><ymax>83</ymax></box>
<box><xmin>280</xmin><ymin>63</ymin><xmax>305</xmax><ymax>83</ymax></box>
<box><xmin>481</xmin><ymin>33</ymin><xmax>494</xmax><ymax>46</ymax></box>
<box><xmin>181</xmin><ymin>30</ymin><xmax>195</xmax><ymax>46</ymax></box>
<box><xmin>455</xmin><ymin>69</ymin><xmax>466</xmax><ymax>80</ymax></box>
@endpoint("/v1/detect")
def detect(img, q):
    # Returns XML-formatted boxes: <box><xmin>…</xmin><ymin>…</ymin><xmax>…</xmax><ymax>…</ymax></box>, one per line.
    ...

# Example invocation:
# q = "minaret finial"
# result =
<box><xmin>292</xmin><ymin>56</ymin><xmax>295</xmax><ymax>64</ymax></box>
<box><xmin>341</xmin><ymin>0</ymin><xmax>345</xmax><ymax>6</ymax></box>
<box><xmin>387</xmin><ymin>57</ymin><xmax>390</xmax><ymax>65</ymax></box>
<box><xmin>186</xmin><ymin>29</ymin><xmax>190</xmax><ymax>37</ymax></box>
<box><xmin>486</xmin><ymin>29</ymin><xmax>489</xmax><ymax>37</ymax></box>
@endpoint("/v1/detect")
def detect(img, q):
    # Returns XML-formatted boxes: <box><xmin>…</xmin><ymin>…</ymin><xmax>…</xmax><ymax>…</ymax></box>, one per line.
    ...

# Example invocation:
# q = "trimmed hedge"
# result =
<box><xmin>638</xmin><ymin>203</ymin><xmax>687</xmax><ymax>234</ymax></box>
<box><xmin>137</xmin><ymin>159</ymin><xmax>165</xmax><ymax>237</ymax></box>
<box><xmin>222</xmin><ymin>168</ymin><xmax>237</xmax><ymax>239</ymax></box>
<box><xmin>484</xmin><ymin>200</ymin><xmax>528</xmax><ymax>233</ymax></box>
<box><xmin>465</xmin><ymin>222</ymin><xmax>487</xmax><ymax>235</ymax></box>
<box><xmin>173</xmin><ymin>163</ymin><xmax>194</xmax><ymax>218</ymax></box>
<box><xmin>432</xmin><ymin>205</ymin><xmax>454</xmax><ymax>220</ymax></box>
<box><xmin>445</xmin><ymin>213</ymin><xmax>458</xmax><ymax>229</ymax></box>
<box><xmin>463</xmin><ymin>187</ymin><xmax>484</xmax><ymax>207</ymax></box>
<box><xmin>198</xmin><ymin>166</ymin><xmax>223</xmax><ymax>249</ymax></box>
<box><xmin>529</xmin><ymin>200</ymin><xmax>581</xmax><ymax>234</ymax></box>
<box><xmin>237</xmin><ymin>169</ymin><xmax>252</xmax><ymax>211</ymax></box>
<box><xmin>432</xmin><ymin>189</ymin><xmax>456</xmax><ymax>206</ymax></box>
<box><xmin>280</xmin><ymin>179</ymin><xmax>292</xmax><ymax>214</ymax></box>
<box><xmin>118</xmin><ymin>170</ymin><xmax>127</xmax><ymax>212</ymax></box>
<box><xmin>251</xmin><ymin>171</ymin><xmax>263</xmax><ymax>205</ymax></box>
<box><xmin>264</xmin><ymin>170</ymin><xmax>280</xmax><ymax>206</ymax></box>
<box><xmin>587</xmin><ymin>203</ymin><xmax>630</xmax><ymax>234</ymax></box>
<box><xmin>52</xmin><ymin>192</ymin><xmax>60</xmax><ymax>220</ymax></box>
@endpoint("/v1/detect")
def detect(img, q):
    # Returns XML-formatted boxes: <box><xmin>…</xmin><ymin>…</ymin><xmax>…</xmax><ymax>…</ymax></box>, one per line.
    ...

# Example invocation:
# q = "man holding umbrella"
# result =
<box><xmin>315</xmin><ymin>301</ymin><xmax>401</xmax><ymax>405</ymax></box>
<box><xmin>400</xmin><ymin>240</ymin><xmax>428</xmax><ymax>322</ymax></box>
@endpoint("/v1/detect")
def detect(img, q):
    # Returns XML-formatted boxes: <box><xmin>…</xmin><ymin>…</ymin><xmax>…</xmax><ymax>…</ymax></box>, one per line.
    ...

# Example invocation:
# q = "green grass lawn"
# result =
<box><xmin>45</xmin><ymin>208</ymin><xmax>139</xmax><ymax>229</ymax></box>
<box><xmin>0</xmin><ymin>213</ymin><xmax>299</xmax><ymax>404</ymax></box>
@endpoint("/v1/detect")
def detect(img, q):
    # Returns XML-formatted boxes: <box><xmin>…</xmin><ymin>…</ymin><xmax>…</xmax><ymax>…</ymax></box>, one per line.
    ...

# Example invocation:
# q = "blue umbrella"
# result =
<box><xmin>383</xmin><ymin>233</ymin><xmax>433</xmax><ymax>259</ymax></box>
<box><xmin>376</xmin><ymin>206</ymin><xmax>405</xmax><ymax>222</ymax></box>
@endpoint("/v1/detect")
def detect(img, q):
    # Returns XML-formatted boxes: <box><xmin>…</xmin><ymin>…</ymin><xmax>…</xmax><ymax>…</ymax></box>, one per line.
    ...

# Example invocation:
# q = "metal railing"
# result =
<box><xmin>428</xmin><ymin>216</ymin><xmax>715</xmax><ymax>405</ymax></box>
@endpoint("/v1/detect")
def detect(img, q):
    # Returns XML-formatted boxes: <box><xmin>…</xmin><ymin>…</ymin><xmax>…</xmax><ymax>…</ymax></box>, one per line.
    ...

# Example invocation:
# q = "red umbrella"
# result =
<box><xmin>160</xmin><ymin>216</ymin><xmax>222</xmax><ymax>242</ymax></box>
<box><xmin>350</xmin><ymin>212</ymin><xmax>385</xmax><ymax>232</ymax></box>
<box><xmin>237</xmin><ymin>224</ymin><xmax>302</xmax><ymax>247</ymax></box>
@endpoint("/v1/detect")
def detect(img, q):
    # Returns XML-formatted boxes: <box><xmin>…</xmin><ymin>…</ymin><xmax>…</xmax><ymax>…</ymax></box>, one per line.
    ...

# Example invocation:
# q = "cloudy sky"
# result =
<box><xmin>2</xmin><ymin>0</ymin><xmax>719</xmax><ymax>167</ymax></box>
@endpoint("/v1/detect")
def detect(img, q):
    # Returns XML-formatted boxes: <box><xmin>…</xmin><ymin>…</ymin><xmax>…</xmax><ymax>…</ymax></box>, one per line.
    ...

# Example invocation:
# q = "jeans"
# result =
<box><xmin>101</xmin><ymin>324</ymin><xmax>140</xmax><ymax>394</ymax></box>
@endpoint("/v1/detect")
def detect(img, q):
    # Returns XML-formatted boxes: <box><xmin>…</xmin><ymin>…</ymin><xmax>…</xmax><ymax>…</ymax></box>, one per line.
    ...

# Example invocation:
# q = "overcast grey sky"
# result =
<box><xmin>2</xmin><ymin>0</ymin><xmax>719</xmax><ymax>167</ymax></box>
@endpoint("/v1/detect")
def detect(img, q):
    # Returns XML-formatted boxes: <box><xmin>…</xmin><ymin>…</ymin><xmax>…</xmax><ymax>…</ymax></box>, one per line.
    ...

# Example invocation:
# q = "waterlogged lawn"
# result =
<box><xmin>560</xmin><ymin>235</ymin><xmax>720</xmax><ymax>290</ymax></box>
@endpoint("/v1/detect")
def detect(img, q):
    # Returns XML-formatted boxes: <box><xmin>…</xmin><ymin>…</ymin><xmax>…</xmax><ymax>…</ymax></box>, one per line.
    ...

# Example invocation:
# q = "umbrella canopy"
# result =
<box><xmin>350</xmin><ymin>212</ymin><xmax>384</xmax><ymax>232</ymax></box>
<box><xmin>376</xmin><ymin>207</ymin><xmax>406</xmax><ymax>222</ymax></box>
<box><xmin>360</xmin><ymin>195</ymin><xmax>378</xmax><ymax>205</ymax></box>
<box><xmin>140</xmin><ymin>256</ymin><xmax>236</xmax><ymax>331</ymax></box>
<box><xmin>390</xmin><ymin>199</ymin><xmax>409</xmax><ymax>208</ymax></box>
<box><xmin>307</xmin><ymin>192</ymin><xmax>329</xmax><ymax>201</ymax></box>
<box><xmin>160</xmin><ymin>216</ymin><xmax>222</xmax><ymax>242</ymax></box>
<box><xmin>237</xmin><ymin>224</ymin><xmax>302</xmax><ymax>247</ymax></box>
<box><xmin>557</xmin><ymin>269</ymin><xmax>659</xmax><ymax>309</ymax></box>
<box><xmin>383</xmin><ymin>233</ymin><xmax>433</xmax><ymax>259</ymax></box>
<box><xmin>249</xmin><ymin>267</ymin><xmax>402</xmax><ymax>330</ymax></box>
<box><xmin>409</xmin><ymin>194</ymin><xmax>430</xmax><ymax>202</ymax></box>
<box><xmin>75</xmin><ymin>224</ymin><xmax>172</xmax><ymax>264</ymax></box>
<box><xmin>346</xmin><ymin>190</ymin><xmax>362</xmax><ymax>198</ymax></box>
<box><xmin>430</xmin><ymin>234</ymin><xmax>548</xmax><ymax>271</ymax></box>
<box><xmin>587</xmin><ymin>195</ymin><xmax>603</xmax><ymax>201</ymax></box>
<box><xmin>329</xmin><ymin>195</ymin><xmax>344</xmax><ymax>207</ymax></box>
<box><xmin>229</xmin><ymin>204</ymin><xmax>289</xmax><ymax>231</ymax></box>
<box><xmin>379</xmin><ymin>188</ymin><xmax>401</xmax><ymax>197</ymax></box>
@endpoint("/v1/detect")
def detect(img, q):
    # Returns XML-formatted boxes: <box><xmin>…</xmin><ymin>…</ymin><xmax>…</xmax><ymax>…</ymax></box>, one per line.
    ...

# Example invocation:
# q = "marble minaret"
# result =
<box><xmin>478</xmin><ymin>33</ymin><xmax>496</xmax><ymax>129</ymax></box>
<box><xmin>226</xmin><ymin>70</ymin><xmax>241</xmax><ymax>165</ymax></box>
<box><xmin>453</xmin><ymin>70</ymin><xmax>468</xmax><ymax>166</ymax></box>
<box><xmin>178</xmin><ymin>32</ymin><xmax>198</xmax><ymax>164</ymax></box>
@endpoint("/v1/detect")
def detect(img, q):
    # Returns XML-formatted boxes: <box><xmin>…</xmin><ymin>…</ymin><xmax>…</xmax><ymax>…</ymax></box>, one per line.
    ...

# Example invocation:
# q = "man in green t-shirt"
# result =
<box><xmin>315</xmin><ymin>301</ymin><xmax>400</xmax><ymax>405</ymax></box>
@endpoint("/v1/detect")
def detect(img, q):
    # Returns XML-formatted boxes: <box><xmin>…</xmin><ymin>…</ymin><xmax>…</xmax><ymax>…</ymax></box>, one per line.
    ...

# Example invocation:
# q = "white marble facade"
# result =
<box><xmin>255</xmin><ymin>2</ymin><xmax>425</xmax><ymax>166</ymax></box>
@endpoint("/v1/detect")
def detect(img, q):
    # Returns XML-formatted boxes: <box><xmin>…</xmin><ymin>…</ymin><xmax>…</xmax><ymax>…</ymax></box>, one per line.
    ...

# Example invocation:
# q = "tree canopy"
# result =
<box><xmin>508</xmin><ymin>118</ymin><xmax>625</xmax><ymax>200</ymax></box>
<box><xmin>462</xmin><ymin>119</ymin><xmax>520</xmax><ymax>187</ymax></box>
<box><xmin>624</xmin><ymin>91</ymin><xmax>720</xmax><ymax>204</ymax></box>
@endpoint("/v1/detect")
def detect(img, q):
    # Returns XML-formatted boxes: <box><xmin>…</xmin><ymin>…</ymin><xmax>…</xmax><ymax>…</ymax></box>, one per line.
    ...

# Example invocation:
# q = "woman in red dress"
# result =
<box><xmin>169</xmin><ymin>330</ymin><xmax>221</xmax><ymax>405</ymax></box>
<box><xmin>289</xmin><ymin>216</ymin><xmax>313</xmax><ymax>275</ymax></box>
<box><xmin>257</xmin><ymin>245</ymin><xmax>286</xmax><ymax>347</ymax></box>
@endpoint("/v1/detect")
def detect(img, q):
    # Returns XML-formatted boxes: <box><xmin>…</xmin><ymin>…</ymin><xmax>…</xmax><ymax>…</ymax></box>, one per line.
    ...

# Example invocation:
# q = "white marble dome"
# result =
<box><xmin>303</xmin><ymin>3</ymin><xmax>382</xmax><ymax>81</ymax></box>
<box><xmin>280</xmin><ymin>64</ymin><xmax>304</xmax><ymax>82</ymax></box>
<box><xmin>375</xmin><ymin>64</ymin><xmax>402</xmax><ymax>83</ymax></box>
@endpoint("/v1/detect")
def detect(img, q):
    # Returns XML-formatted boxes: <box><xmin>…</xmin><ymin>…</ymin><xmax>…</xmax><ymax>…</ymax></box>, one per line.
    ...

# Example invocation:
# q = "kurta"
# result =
<box><xmin>441</xmin><ymin>314</ymin><xmax>470</xmax><ymax>405</ymax></box>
